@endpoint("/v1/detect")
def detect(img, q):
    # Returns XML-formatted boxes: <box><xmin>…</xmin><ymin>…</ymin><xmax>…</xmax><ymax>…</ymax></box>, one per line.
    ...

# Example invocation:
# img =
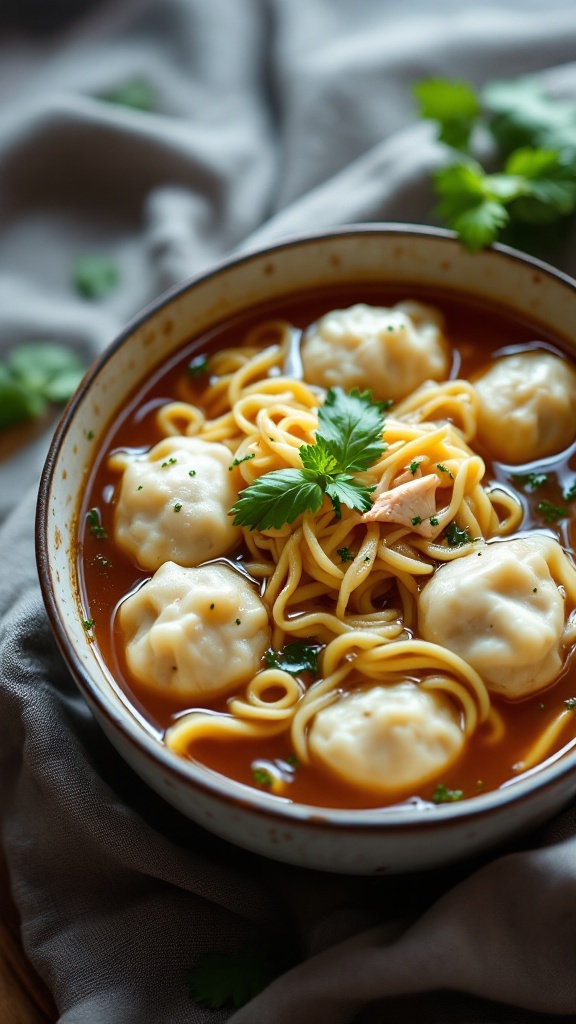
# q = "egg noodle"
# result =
<box><xmin>148</xmin><ymin>320</ymin><xmax>576</xmax><ymax>784</ymax></box>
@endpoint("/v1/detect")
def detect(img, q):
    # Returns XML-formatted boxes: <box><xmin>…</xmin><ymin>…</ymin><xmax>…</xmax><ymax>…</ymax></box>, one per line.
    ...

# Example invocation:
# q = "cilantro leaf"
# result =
<box><xmin>317</xmin><ymin>387</ymin><xmax>386</xmax><ymax>472</ymax></box>
<box><xmin>300</xmin><ymin>435</ymin><xmax>340</xmax><ymax>476</ymax></box>
<box><xmin>187</xmin><ymin>942</ymin><xmax>281</xmax><ymax>1010</ymax></box>
<box><xmin>0</xmin><ymin>343</ymin><xmax>87</xmax><ymax>431</ymax></box>
<box><xmin>264</xmin><ymin>640</ymin><xmax>322</xmax><ymax>675</ymax></box>
<box><xmin>413</xmin><ymin>77</ymin><xmax>480</xmax><ymax>151</ymax></box>
<box><xmin>100</xmin><ymin>78</ymin><xmax>156</xmax><ymax>112</ymax></box>
<box><xmin>325</xmin><ymin>476</ymin><xmax>375</xmax><ymax>517</ymax></box>
<box><xmin>0</xmin><ymin>364</ymin><xmax>45</xmax><ymax>429</ymax></box>
<box><xmin>230</xmin><ymin>469</ymin><xmax>324</xmax><ymax>530</ymax></box>
<box><xmin>73</xmin><ymin>254</ymin><xmax>120</xmax><ymax>300</ymax></box>
<box><xmin>483</xmin><ymin>77</ymin><xmax>576</xmax><ymax>155</ymax></box>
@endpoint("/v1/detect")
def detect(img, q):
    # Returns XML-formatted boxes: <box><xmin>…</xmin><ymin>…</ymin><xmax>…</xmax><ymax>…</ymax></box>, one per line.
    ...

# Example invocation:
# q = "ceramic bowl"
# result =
<box><xmin>36</xmin><ymin>225</ymin><xmax>576</xmax><ymax>874</ymax></box>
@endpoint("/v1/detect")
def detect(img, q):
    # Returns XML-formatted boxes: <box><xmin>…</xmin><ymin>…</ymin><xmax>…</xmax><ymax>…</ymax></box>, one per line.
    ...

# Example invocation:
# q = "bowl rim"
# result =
<box><xmin>36</xmin><ymin>221</ymin><xmax>576</xmax><ymax>833</ymax></box>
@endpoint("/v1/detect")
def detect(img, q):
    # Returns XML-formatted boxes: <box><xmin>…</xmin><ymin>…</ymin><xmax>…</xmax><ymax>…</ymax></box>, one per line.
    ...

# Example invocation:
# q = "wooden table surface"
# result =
<box><xmin>0</xmin><ymin>847</ymin><xmax>57</xmax><ymax>1024</ymax></box>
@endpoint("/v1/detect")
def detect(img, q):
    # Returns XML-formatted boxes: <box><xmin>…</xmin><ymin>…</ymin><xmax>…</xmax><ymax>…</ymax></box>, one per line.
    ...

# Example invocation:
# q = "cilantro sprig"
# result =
<box><xmin>230</xmin><ymin>388</ymin><xmax>386</xmax><ymax>530</ymax></box>
<box><xmin>414</xmin><ymin>75</ymin><xmax>576</xmax><ymax>251</ymax></box>
<box><xmin>264</xmin><ymin>640</ymin><xmax>322</xmax><ymax>676</ymax></box>
<box><xmin>187</xmin><ymin>941</ymin><xmax>282</xmax><ymax>1010</ymax></box>
<box><xmin>0</xmin><ymin>343</ymin><xmax>86</xmax><ymax>431</ymax></box>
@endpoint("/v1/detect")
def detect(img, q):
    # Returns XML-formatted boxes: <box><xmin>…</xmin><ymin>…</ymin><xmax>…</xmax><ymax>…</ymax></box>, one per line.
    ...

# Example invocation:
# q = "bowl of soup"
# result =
<box><xmin>36</xmin><ymin>224</ymin><xmax>576</xmax><ymax>874</ymax></box>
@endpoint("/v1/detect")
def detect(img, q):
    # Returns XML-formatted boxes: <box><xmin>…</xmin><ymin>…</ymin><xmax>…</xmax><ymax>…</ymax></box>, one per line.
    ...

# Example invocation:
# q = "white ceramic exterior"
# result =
<box><xmin>37</xmin><ymin>225</ymin><xmax>576</xmax><ymax>874</ymax></box>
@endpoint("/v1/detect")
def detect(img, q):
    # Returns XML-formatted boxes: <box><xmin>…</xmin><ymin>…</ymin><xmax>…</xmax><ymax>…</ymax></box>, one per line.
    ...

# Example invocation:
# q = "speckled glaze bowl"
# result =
<box><xmin>36</xmin><ymin>225</ymin><xmax>576</xmax><ymax>874</ymax></box>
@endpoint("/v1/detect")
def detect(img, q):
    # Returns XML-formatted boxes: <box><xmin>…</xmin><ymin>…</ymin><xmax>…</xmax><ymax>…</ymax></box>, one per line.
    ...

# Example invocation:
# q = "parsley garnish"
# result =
<box><xmin>536</xmin><ymin>500</ymin><xmax>566</xmax><ymax>523</ymax></box>
<box><xmin>187</xmin><ymin>941</ymin><xmax>281</xmax><ymax>1010</ymax></box>
<box><xmin>337</xmin><ymin>547</ymin><xmax>355</xmax><ymax>563</ymax></box>
<box><xmin>264</xmin><ymin>640</ymin><xmax>322</xmax><ymax>676</ymax></box>
<box><xmin>188</xmin><ymin>354</ymin><xmax>209</xmax><ymax>377</ymax></box>
<box><xmin>429</xmin><ymin>516</ymin><xmax>439</xmax><ymax>527</ymax></box>
<box><xmin>512</xmin><ymin>471</ymin><xmax>548</xmax><ymax>491</ymax></box>
<box><xmin>432</xmin><ymin>783</ymin><xmax>464</xmax><ymax>804</ymax></box>
<box><xmin>563</xmin><ymin>480</ymin><xmax>576</xmax><ymax>501</ymax></box>
<box><xmin>86</xmin><ymin>508</ymin><xmax>108</xmax><ymax>540</ymax></box>
<box><xmin>161</xmin><ymin>457</ymin><xmax>177</xmax><ymax>467</ymax></box>
<box><xmin>444</xmin><ymin>521</ymin><xmax>470</xmax><ymax>547</ymax></box>
<box><xmin>229</xmin><ymin>453</ymin><xmax>256</xmax><ymax>470</ymax></box>
<box><xmin>174</xmin><ymin>502</ymin><xmax>183</xmax><ymax>512</ymax></box>
<box><xmin>411</xmin><ymin>516</ymin><xmax>422</xmax><ymax>526</ymax></box>
<box><xmin>565</xmin><ymin>697</ymin><xmax>576</xmax><ymax>711</ymax></box>
<box><xmin>0</xmin><ymin>344</ymin><xmax>86</xmax><ymax>430</ymax></box>
<box><xmin>414</xmin><ymin>75</ymin><xmax>576</xmax><ymax>251</ymax></box>
<box><xmin>409</xmin><ymin>460</ymin><xmax>420</xmax><ymax>475</ymax></box>
<box><xmin>252</xmin><ymin>768</ymin><xmax>273</xmax><ymax>787</ymax></box>
<box><xmin>436</xmin><ymin>463</ymin><xmax>454</xmax><ymax>479</ymax></box>
<box><xmin>230</xmin><ymin>388</ymin><xmax>386</xmax><ymax>529</ymax></box>
<box><xmin>82</xmin><ymin>618</ymin><xmax>95</xmax><ymax>630</ymax></box>
<box><xmin>73</xmin><ymin>254</ymin><xmax>120</xmax><ymax>299</ymax></box>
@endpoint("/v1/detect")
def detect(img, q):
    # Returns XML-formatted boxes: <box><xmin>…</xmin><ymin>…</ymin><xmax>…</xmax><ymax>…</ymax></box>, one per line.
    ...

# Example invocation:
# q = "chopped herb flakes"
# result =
<box><xmin>82</xmin><ymin>618</ymin><xmax>95</xmax><ymax>630</ymax></box>
<box><xmin>432</xmin><ymin>783</ymin><xmax>464</xmax><ymax>804</ymax></box>
<box><xmin>86</xmin><ymin>508</ymin><xmax>108</xmax><ymax>540</ymax></box>
<box><xmin>429</xmin><ymin>516</ymin><xmax>439</xmax><ymax>527</ymax></box>
<box><xmin>437</xmin><ymin>463</ymin><xmax>454</xmax><ymax>479</ymax></box>
<box><xmin>536</xmin><ymin>500</ymin><xmax>566</xmax><ymax>523</ymax></box>
<box><xmin>411</xmin><ymin>515</ymin><xmax>422</xmax><ymax>526</ymax></box>
<box><xmin>337</xmin><ymin>547</ymin><xmax>355</xmax><ymax>563</ymax></box>
<box><xmin>174</xmin><ymin>502</ymin><xmax>183</xmax><ymax>512</ymax></box>
<box><xmin>235</xmin><ymin>618</ymin><xmax>241</xmax><ymax>625</ymax></box>
<box><xmin>563</xmin><ymin>480</ymin><xmax>576</xmax><ymax>501</ymax></box>
<box><xmin>161</xmin><ymin>457</ymin><xmax>177</xmax><ymax>467</ymax></box>
<box><xmin>444</xmin><ymin>521</ymin><xmax>470</xmax><ymax>547</ymax></box>
<box><xmin>189</xmin><ymin>470</ymin><xmax>196</xmax><ymax>477</ymax></box>
<box><xmin>285</xmin><ymin>754</ymin><xmax>300</xmax><ymax>769</ymax></box>
<box><xmin>187</xmin><ymin>354</ymin><xmax>209</xmax><ymax>377</ymax></box>
<box><xmin>264</xmin><ymin>640</ymin><xmax>321</xmax><ymax>676</ymax></box>
<box><xmin>409</xmin><ymin>460</ymin><xmax>420</xmax><ymax>475</ymax></box>
<box><xmin>512</xmin><ymin>471</ymin><xmax>548</xmax><ymax>491</ymax></box>
<box><xmin>565</xmin><ymin>697</ymin><xmax>576</xmax><ymax>711</ymax></box>
<box><xmin>252</xmin><ymin>768</ymin><xmax>273</xmax><ymax>787</ymax></box>
<box><xmin>229</xmin><ymin>453</ymin><xmax>256</xmax><ymax>470</ymax></box>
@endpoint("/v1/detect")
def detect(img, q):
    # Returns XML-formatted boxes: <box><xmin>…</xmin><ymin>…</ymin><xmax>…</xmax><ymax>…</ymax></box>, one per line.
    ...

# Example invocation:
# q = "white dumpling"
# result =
<box><xmin>418</xmin><ymin>536</ymin><xmax>569</xmax><ymax>700</ymax></box>
<box><xmin>114</xmin><ymin>436</ymin><xmax>241</xmax><ymax>571</ymax></box>
<box><xmin>473</xmin><ymin>350</ymin><xmax>576</xmax><ymax>464</ymax></box>
<box><xmin>308</xmin><ymin>683</ymin><xmax>464</xmax><ymax>792</ymax></box>
<box><xmin>300</xmin><ymin>301</ymin><xmax>449</xmax><ymax>402</ymax></box>
<box><xmin>118</xmin><ymin>561</ymin><xmax>271</xmax><ymax>700</ymax></box>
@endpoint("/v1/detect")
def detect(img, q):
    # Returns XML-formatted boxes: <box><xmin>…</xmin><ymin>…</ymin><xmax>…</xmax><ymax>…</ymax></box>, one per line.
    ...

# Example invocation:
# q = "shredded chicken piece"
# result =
<box><xmin>363</xmin><ymin>473</ymin><xmax>441</xmax><ymax>538</ymax></box>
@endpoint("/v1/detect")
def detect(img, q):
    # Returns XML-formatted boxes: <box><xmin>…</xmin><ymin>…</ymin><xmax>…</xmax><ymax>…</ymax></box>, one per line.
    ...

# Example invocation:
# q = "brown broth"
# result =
<box><xmin>78</xmin><ymin>285</ymin><xmax>576</xmax><ymax>808</ymax></box>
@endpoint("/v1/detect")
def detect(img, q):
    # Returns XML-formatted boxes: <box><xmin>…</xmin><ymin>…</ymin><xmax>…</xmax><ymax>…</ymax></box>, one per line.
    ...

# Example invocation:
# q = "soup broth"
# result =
<box><xmin>78</xmin><ymin>285</ymin><xmax>576</xmax><ymax>810</ymax></box>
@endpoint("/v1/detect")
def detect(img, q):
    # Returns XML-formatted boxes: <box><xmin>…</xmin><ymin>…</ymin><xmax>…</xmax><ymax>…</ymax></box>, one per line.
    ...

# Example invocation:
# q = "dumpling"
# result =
<box><xmin>113</xmin><ymin>436</ymin><xmax>241</xmax><ymax>570</ymax></box>
<box><xmin>473</xmin><ymin>350</ymin><xmax>576</xmax><ymax>464</ymax></box>
<box><xmin>300</xmin><ymin>301</ymin><xmax>449</xmax><ymax>402</ymax></box>
<box><xmin>118</xmin><ymin>561</ymin><xmax>271</xmax><ymax>700</ymax></box>
<box><xmin>418</xmin><ymin>536</ymin><xmax>571</xmax><ymax>700</ymax></box>
<box><xmin>308</xmin><ymin>683</ymin><xmax>464</xmax><ymax>792</ymax></box>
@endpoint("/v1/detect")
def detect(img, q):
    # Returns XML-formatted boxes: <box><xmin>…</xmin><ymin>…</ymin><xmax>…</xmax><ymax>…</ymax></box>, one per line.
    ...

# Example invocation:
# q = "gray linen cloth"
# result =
<box><xmin>1</xmin><ymin>2</ymin><xmax>576</xmax><ymax>1021</ymax></box>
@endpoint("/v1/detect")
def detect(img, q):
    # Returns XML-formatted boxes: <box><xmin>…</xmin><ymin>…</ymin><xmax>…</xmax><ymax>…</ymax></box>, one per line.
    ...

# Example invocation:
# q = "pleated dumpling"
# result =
<box><xmin>118</xmin><ymin>561</ymin><xmax>271</xmax><ymax>700</ymax></box>
<box><xmin>473</xmin><ymin>350</ymin><xmax>576</xmax><ymax>464</ymax></box>
<box><xmin>308</xmin><ymin>683</ymin><xmax>464</xmax><ymax>792</ymax></box>
<box><xmin>113</xmin><ymin>436</ymin><xmax>241</xmax><ymax>571</ymax></box>
<box><xmin>301</xmin><ymin>301</ymin><xmax>449</xmax><ymax>402</ymax></box>
<box><xmin>418</xmin><ymin>536</ymin><xmax>573</xmax><ymax>700</ymax></box>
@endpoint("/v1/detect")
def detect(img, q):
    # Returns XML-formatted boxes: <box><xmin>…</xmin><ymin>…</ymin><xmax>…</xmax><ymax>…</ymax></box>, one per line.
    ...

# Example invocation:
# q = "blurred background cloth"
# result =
<box><xmin>1</xmin><ymin>1</ymin><xmax>576</xmax><ymax>1022</ymax></box>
